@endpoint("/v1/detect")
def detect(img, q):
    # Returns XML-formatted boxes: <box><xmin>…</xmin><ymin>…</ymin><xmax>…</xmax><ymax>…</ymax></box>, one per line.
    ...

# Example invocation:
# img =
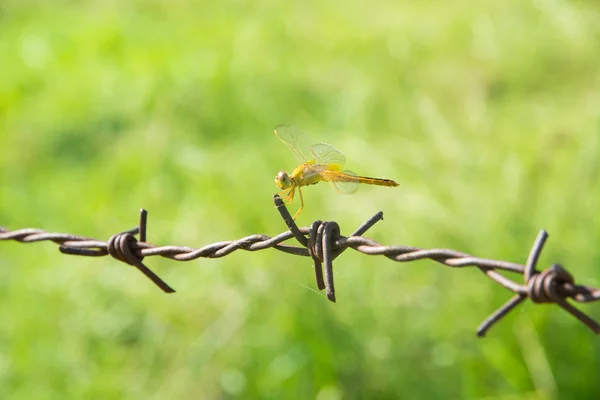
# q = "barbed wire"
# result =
<box><xmin>1</xmin><ymin>194</ymin><xmax>599</xmax><ymax>337</ymax></box>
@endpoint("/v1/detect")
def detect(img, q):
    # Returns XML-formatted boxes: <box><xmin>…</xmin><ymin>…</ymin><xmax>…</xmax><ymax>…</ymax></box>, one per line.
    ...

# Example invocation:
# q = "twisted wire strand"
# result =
<box><xmin>1</xmin><ymin>194</ymin><xmax>599</xmax><ymax>337</ymax></box>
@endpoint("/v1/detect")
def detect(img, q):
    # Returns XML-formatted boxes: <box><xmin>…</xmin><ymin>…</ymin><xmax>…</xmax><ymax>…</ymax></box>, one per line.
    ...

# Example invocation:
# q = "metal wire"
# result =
<box><xmin>1</xmin><ymin>194</ymin><xmax>599</xmax><ymax>337</ymax></box>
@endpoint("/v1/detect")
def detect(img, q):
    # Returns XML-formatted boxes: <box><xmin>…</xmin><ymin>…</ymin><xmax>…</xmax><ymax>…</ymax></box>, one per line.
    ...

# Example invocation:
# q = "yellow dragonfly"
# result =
<box><xmin>274</xmin><ymin>125</ymin><xmax>399</xmax><ymax>219</ymax></box>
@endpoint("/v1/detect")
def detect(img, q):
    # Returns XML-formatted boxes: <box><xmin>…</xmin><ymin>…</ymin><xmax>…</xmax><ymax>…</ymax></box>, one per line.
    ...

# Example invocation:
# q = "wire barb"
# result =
<box><xmin>273</xmin><ymin>195</ymin><xmax>383</xmax><ymax>303</ymax></box>
<box><xmin>105</xmin><ymin>209</ymin><xmax>175</xmax><ymax>293</ymax></box>
<box><xmin>2</xmin><ymin>198</ymin><xmax>600</xmax><ymax>337</ymax></box>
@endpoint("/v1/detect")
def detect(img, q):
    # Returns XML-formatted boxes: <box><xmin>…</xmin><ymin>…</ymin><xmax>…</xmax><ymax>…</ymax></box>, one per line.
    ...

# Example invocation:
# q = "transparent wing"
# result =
<box><xmin>309</xmin><ymin>143</ymin><xmax>346</xmax><ymax>169</ymax></box>
<box><xmin>274</xmin><ymin>125</ymin><xmax>310</xmax><ymax>162</ymax></box>
<box><xmin>317</xmin><ymin>169</ymin><xmax>360</xmax><ymax>194</ymax></box>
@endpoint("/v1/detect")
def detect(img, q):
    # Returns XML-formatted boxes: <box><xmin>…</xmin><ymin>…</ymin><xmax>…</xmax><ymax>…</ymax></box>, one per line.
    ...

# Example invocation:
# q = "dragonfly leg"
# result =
<box><xmin>279</xmin><ymin>187</ymin><xmax>294</xmax><ymax>204</ymax></box>
<box><xmin>292</xmin><ymin>186</ymin><xmax>304</xmax><ymax>220</ymax></box>
<box><xmin>286</xmin><ymin>187</ymin><xmax>295</xmax><ymax>204</ymax></box>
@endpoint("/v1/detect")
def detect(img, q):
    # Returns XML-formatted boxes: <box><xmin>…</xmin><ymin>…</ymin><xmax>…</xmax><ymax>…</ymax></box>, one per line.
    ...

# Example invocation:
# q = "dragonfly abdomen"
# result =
<box><xmin>355</xmin><ymin>175</ymin><xmax>399</xmax><ymax>187</ymax></box>
<box><xmin>324</xmin><ymin>171</ymin><xmax>399</xmax><ymax>187</ymax></box>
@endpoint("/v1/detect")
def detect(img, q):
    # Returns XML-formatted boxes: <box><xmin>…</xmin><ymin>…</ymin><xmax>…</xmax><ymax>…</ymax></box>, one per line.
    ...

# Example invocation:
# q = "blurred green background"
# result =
<box><xmin>1</xmin><ymin>0</ymin><xmax>599</xmax><ymax>398</ymax></box>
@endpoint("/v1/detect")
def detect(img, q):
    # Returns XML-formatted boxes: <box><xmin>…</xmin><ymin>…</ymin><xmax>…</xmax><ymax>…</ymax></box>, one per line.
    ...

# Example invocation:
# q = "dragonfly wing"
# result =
<box><xmin>274</xmin><ymin>125</ymin><xmax>310</xmax><ymax>162</ymax></box>
<box><xmin>318</xmin><ymin>169</ymin><xmax>360</xmax><ymax>194</ymax></box>
<box><xmin>309</xmin><ymin>143</ymin><xmax>346</xmax><ymax>169</ymax></box>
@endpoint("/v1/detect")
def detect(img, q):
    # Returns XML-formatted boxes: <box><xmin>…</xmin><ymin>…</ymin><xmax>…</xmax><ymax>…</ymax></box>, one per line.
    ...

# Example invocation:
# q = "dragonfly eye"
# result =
<box><xmin>275</xmin><ymin>171</ymin><xmax>292</xmax><ymax>189</ymax></box>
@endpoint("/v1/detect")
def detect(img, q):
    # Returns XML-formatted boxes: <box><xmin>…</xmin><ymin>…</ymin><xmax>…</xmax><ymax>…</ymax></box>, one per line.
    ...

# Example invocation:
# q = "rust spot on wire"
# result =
<box><xmin>1</xmin><ymin>195</ymin><xmax>599</xmax><ymax>337</ymax></box>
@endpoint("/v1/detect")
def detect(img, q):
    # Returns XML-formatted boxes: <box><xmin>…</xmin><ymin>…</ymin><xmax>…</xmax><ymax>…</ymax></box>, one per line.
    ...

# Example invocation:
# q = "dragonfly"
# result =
<box><xmin>274</xmin><ymin>125</ymin><xmax>399</xmax><ymax>219</ymax></box>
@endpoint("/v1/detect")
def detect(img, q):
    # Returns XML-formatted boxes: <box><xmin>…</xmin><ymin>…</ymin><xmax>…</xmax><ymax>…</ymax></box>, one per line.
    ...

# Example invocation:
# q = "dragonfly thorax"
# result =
<box><xmin>274</xmin><ymin>170</ymin><xmax>293</xmax><ymax>190</ymax></box>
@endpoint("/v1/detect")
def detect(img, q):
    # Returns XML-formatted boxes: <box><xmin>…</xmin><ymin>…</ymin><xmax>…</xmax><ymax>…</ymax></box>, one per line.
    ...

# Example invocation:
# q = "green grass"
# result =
<box><xmin>1</xmin><ymin>0</ymin><xmax>599</xmax><ymax>398</ymax></box>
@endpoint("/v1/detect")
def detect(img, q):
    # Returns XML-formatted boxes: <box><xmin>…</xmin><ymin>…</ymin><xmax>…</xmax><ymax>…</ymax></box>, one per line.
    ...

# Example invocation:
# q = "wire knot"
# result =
<box><xmin>306</xmin><ymin>220</ymin><xmax>343</xmax><ymax>302</ymax></box>
<box><xmin>527</xmin><ymin>264</ymin><xmax>574</xmax><ymax>304</ymax></box>
<box><xmin>308</xmin><ymin>220</ymin><xmax>342</xmax><ymax>263</ymax></box>
<box><xmin>107</xmin><ymin>232</ymin><xmax>143</xmax><ymax>266</ymax></box>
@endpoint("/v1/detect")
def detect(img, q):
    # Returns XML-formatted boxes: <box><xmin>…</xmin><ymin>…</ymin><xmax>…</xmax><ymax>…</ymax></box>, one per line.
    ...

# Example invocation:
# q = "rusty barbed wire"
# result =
<box><xmin>1</xmin><ymin>194</ymin><xmax>599</xmax><ymax>337</ymax></box>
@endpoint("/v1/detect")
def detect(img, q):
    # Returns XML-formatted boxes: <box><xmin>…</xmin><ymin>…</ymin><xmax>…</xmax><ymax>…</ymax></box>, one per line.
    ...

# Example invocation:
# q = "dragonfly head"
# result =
<box><xmin>274</xmin><ymin>170</ymin><xmax>293</xmax><ymax>190</ymax></box>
